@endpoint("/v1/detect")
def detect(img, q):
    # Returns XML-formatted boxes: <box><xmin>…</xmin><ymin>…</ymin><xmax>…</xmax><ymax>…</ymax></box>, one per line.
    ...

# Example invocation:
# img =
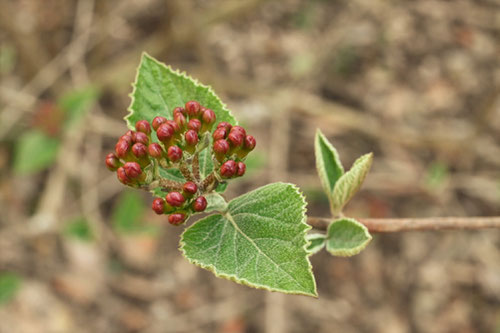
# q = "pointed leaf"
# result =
<box><xmin>331</xmin><ymin>153</ymin><xmax>373</xmax><ymax>214</ymax></box>
<box><xmin>326</xmin><ymin>218</ymin><xmax>372</xmax><ymax>257</ymax></box>
<box><xmin>315</xmin><ymin>129</ymin><xmax>344</xmax><ymax>205</ymax></box>
<box><xmin>180</xmin><ymin>183</ymin><xmax>317</xmax><ymax>297</ymax></box>
<box><xmin>306</xmin><ymin>233</ymin><xmax>326</xmax><ymax>255</ymax></box>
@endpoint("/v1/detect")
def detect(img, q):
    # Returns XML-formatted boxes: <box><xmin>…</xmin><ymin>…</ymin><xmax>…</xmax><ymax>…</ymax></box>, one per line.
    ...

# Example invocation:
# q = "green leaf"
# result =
<box><xmin>326</xmin><ymin>218</ymin><xmax>372</xmax><ymax>257</ymax></box>
<box><xmin>306</xmin><ymin>233</ymin><xmax>326</xmax><ymax>255</ymax></box>
<box><xmin>64</xmin><ymin>217</ymin><xmax>94</xmax><ymax>242</ymax></box>
<box><xmin>331</xmin><ymin>153</ymin><xmax>373</xmax><ymax>214</ymax></box>
<box><xmin>0</xmin><ymin>272</ymin><xmax>21</xmax><ymax>305</ymax></box>
<box><xmin>112</xmin><ymin>191</ymin><xmax>145</xmax><ymax>234</ymax></box>
<box><xmin>180</xmin><ymin>183</ymin><xmax>317</xmax><ymax>297</ymax></box>
<box><xmin>13</xmin><ymin>130</ymin><xmax>60</xmax><ymax>175</ymax></box>
<box><xmin>126</xmin><ymin>53</ymin><xmax>237</xmax><ymax>131</ymax></box>
<box><xmin>315</xmin><ymin>129</ymin><xmax>344</xmax><ymax>207</ymax></box>
<box><xmin>204</xmin><ymin>192</ymin><xmax>228</xmax><ymax>213</ymax></box>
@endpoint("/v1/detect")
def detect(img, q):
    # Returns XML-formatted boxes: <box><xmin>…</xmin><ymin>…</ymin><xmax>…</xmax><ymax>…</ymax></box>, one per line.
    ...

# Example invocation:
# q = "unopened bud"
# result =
<box><xmin>217</xmin><ymin>122</ymin><xmax>232</xmax><ymax>131</ymax></box>
<box><xmin>123</xmin><ymin>162</ymin><xmax>142</xmax><ymax>179</ymax></box>
<box><xmin>212</xmin><ymin>128</ymin><xmax>228</xmax><ymax>141</ymax></box>
<box><xmin>105</xmin><ymin>153</ymin><xmax>121</xmax><ymax>171</ymax></box>
<box><xmin>167</xmin><ymin>145</ymin><xmax>183</xmax><ymax>162</ymax></box>
<box><xmin>244</xmin><ymin>135</ymin><xmax>256</xmax><ymax>151</ymax></box>
<box><xmin>188</xmin><ymin>119</ymin><xmax>202</xmax><ymax>132</ymax></box>
<box><xmin>201</xmin><ymin>109</ymin><xmax>216</xmax><ymax>132</ymax></box>
<box><xmin>183</xmin><ymin>181</ymin><xmax>198</xmax><ymax>196</ymax></box>
<box><xmin>168</xmin><ymin>213</ymin><xmax>186</xmax><ymax>225</ymax></box>
<box><xmin>135</xmin><ymin>120</ymin><xmax>151</xmax><ymax>134</ymax></box>
<box><xmin>156</xmin><ymin>123</ymin><xmax>174</xmax><ymax>143</ymax></box>
<box><xmin>184</xmin><ymin>130</ymin><xmax>199</xmax><ymax>153</ymax></box>
<box><xmin>227</xmin><ymin>130</ymin><xmax>244</xmax><ymax>148</ymax></box>
<box><xmin>117</xmin><ymin>167</ymin><xmax>131</xmax><ymax>185</ymax></box>
<box><xmin>174</xmin><ymin>112</ymin><xmax>187</xmax><ymax>130</ymax></box>
<box><xmin>185</xmin><ymin>101</ymin><xmax>201</xmax><ymax>118</ymax></box>
<box><xmin>166</xmin><ymin>191</ymin><xmax>185</xmax><ymax>207</ymax></box>
<box><xmin>152</xmin><ymin>198</ymin><xmax>166</xmax><ymax>215</ymax></box>
<box><xmin>192</xmin><ymin>196</ymin><xmax>207</xmax><ymax>212</ymax></box>
<box><xmin>236</xmin><ymin>162</ymin><xmax>246</xmax><ymax>177</ymax></box>
<box><xmin>148</xmin><ymin>143</ymin><xmax>164</xmax><ymax>158</ymax></box>
<box><xmin>132</xmin><ymin>143</ymin><xmax>148</xmax><ymax>159</ymax></box>
<box><xmin>230</xmin><ymin>126</ymin><xmax>246</xmax><ymax>137</ymax></box>
<box><xmin>133</xmin><ymin>131</ymin><xmax>149</xmax><ymax>145</ymax></box>
<box><xmin>220</xmin><ymin>160</ymin><xmax>237</xmax><ymax>178</ymax></box>
<box><xmin>152</xmin><ymin>116</ymin><xmax>168</xmax><ymax>131</ymax></box>
<box><xmin>115</xmin><ymin>139</ymin><xmax>130</xmax><ymax>159</ymax></box>
<box><xmin>173</xmin><ymin>107</ymin><xmax>186</xmax><ymax>116</ymax></box>
<box><xmin>213</xmin><ymin>139</ymin><xmax>230</xmax><ymax>162</ymax></box>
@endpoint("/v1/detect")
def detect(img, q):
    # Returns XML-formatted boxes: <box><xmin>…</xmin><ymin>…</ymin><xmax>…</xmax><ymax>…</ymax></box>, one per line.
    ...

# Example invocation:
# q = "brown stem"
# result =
<box><xmin>201</xmin><ymin>172</ymin><xmax>219</xmax><ymax>192</ymax></box>
<box><xmin>307</xmin><ymin>216</ymin><xmax>500</xmax><ymax>233</ymax></box>
<box><xmin>192</xmin><ymin>153</ymin><xmax>200</xmax><ymax>182</ymax></box>
<box><xmin>179</xmin><ymin>162</ymin><xmax>193</xmax><ymax>182</ymax></box>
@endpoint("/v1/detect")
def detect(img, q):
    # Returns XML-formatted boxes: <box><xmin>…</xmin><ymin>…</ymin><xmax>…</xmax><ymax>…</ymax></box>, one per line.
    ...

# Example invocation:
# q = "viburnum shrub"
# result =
<box><xmin>106</xmin><ymin>53</ymin><xmax>375</xmax><ymax>297</ymax></box>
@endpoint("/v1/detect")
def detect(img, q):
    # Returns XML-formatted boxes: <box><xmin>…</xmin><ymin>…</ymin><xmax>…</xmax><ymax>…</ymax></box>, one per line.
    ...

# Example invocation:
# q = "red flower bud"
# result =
<box><xmin>105</xmin><ymin>153</ymin><xmax>121</xmax><ymax>171</ymax></box>
<box><xmin>213</xmin><ymin>139</ymin><xmax>230</xmax><ymax>162</ymax></box>
<box><xmin>217</xmin><ymin>122</ymin><xmax>232</xmax><ymax>131</ymax></box>
<box><xmin>152</xmin><ymin>116</ymin><xmax>168</xmax><ymax>131</ymax></box>
<box><xmin>185</xmin><ymin>130</ymin><xmax>199</xmax><ymax>146</ymax></box>
<box><xmin>156</xmin><ymin>123</ymin><xmax>174</xmax><ymax>143</ymax></box>
<box><xmin>202</xmin><ymin>109</ymin><xmax>216</xmax><ymax>125</ymax></box>
<box><xmin>124</xmin><ymin>161</ymin><xmax>142</xmax><ymax>179</ymax></box>
<box><xmin>165</xmin><ymin>120</ymin><xmax>181</xmax><ymax>134</ymax></box>
<box><xmin>115</xmin><ymin>139</ymin><xmax>130</xmax><ymax>158</ymax></box>
<box><xmin>212</xmin><ymin>128</ymin><xmax>228</xmax><ymax>141</ymax></box>
<box><xmin>152</xmin><ymin>198</ymin><xmax>165</xmax><ymax>215</ymax></box>
<box><xmin>132</xmin><ymin>143</ymin><xmax>148</xmax><ymax>159</ymax></box>
<box><xmin>173</xmin><ymin>107</ymin><xmax>186</xmax><ymax>116</ymax></box>
<box><xmin>174</xmin><ymin>113</ymin><xmax>187</xmax><ymax>129</ymax></box>
<box><xmin>244</xmin><ymin>135</ymin><xmax>256</xmax><ymax>151</ymax></box>
<box><xmin>117</xmin><ymin>167</ymin><xmax>131</xmax><ymax>184</ymax></box>
<box><xmin>135</xmin><ymin>120</ymin><xmax>151</xmax><ymax>134</ymax></box>
<box><xmin>185</xmin><ymin>101</ymin><xmax>201</xmax><ymax>118</ymax></box>
<box><xmin>230</xmin><ymin>126</ymin><xmax>246</xmax><ymax>137</ymax></box>
<box><xmin>220</xmin><ymin>160</ymin><xmax>237</xmax><ymax>178</ymax></box>
<box><xmin>166</xmin><ymin>191</ymin><xmax>185</xmax><ymax>207</ymax></box>
<box><xmin>148</xmin><ymin>143</ymin><xmax>164</xmax><ymax>158</ymax></box>
<box><xmin>120</xmin><ymin>134</ymin><xmax>133</xmax><ymax>145</ymax></box>
<box><xmin>192</xmin><ymin>196</ymin><xmax>207</xmax><ymax>212</ymax></box>
<box><xmin>133</xmin><ymin>131</ymin><xmax>149</xmax><ymax>145</ymax></box>
<box><xmin>168</xmin><ymin>213</ymin><xmax>186</xmax><ymax>225</ymax></box>
<box><xmin>187</xmin><ymin>119</ymin><xmax>202</xmax><ymax>132</ymax></box>
<box><xmin>183</xmin><ymin>181</ymin><xmax>198</xmax><ymax>196</ymax></box>
<box><xmin>236</xmin><ymin>162</ymin><xmax>246</xmax><ymax>177</ymax></box>
<box><xmin>167</xmin><ymin>145</ymin><xmax>183</xmax><ymax>162</ymax></box>
<box><xmin>227</xmin><ymin>130</ymin><xmax>244</xmax><ymax>148</ymax></box>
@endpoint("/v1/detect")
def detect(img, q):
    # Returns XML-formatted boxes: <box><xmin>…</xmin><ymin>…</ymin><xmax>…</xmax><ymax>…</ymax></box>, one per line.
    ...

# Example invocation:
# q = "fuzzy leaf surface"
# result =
<box><xmin>315</xmin><ymin>129</ymin><xmax>344</xmax><ymax>204</ymax></box>
<box><xmin>326</xmin><ymin>218</ymin><xmax>372</xmax><ymax>257</ymax></box>
<box><xmin>180</xmin><ymin>183</ymin><xmax>317</xmax><ymax>296</ymax></box>
<box><xmin>331</xmin><ymin>153</ymin><xmax>373</xmax><ymax>214</ymax></box>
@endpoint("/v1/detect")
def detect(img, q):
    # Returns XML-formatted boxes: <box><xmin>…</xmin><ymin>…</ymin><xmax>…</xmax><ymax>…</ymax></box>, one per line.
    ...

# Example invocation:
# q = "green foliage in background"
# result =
<box><xmin>0</xmin><ymin>272</ymin><xmax>21</xmax><ymax>305</ymax></box>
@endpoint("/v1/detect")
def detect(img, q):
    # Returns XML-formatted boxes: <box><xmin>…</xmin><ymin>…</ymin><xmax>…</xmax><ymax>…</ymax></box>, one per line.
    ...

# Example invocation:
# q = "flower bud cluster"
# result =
<box><xmin>105</xmin><ymin>100</ymin><xmax>256</xmax><ymax>226</ymax></box>
<box><xmin>151</xmin><ymin>181</ymin><xmax>208</xmax><ymax>225</ymax></box>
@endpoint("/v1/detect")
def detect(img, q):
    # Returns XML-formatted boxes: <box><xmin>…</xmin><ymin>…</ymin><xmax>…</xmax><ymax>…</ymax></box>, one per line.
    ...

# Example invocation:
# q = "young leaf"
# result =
<box><xmin>13</xmin><ymin>130</ymin><xmax>60</xmax><ymax>175</ymax></box>
<box><xmin>315</xmin><ymin>129</ymin><xmax>344</xmax><ymax>206</ymax></box>
<box><xmin>180</xmin><ymin>183</ymin><xmax>317</xmax><ymax>297</ymax></box>
<box><xmin>331</xmin><ymin>153</ymin><xmax>373</xmax><ymax>214</ymax></box>
<box><xmin>204</xmin><ymin>192</ymin><xmax>228</xmax><ymax>213</ymax></box>
<box><xmin>326</xmin><ymin>218</ymin><xmax>372</xmax><ymax>257</ymax></box>
<box><xmin>306</xmin><ymin>233</ymin><xmax>326</xmax><ymax>255</ymax></box>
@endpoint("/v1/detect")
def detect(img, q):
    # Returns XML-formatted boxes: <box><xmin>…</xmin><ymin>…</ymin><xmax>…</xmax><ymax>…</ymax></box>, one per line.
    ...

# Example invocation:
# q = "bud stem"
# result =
<box><xmin>192</xmin><ymin>153</ymin><xmax>200</xmax><ymax>182</ymax></box>
<box><xmin>179</xmin><ymin>162</ymin><xmax>194</xmax><ymax>182</ymax></box>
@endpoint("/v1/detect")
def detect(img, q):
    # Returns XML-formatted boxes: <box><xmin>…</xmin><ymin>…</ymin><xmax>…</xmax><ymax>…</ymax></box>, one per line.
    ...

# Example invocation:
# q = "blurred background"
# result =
<box><xmin>1</xmin><ymin>0</ymin><xmax>500</xmax><ymax>332</ymax></box>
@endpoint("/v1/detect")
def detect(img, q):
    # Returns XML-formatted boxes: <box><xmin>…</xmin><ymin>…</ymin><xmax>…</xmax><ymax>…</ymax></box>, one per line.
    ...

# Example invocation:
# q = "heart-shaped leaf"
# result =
<box><xmin>326</xmin><ymin>218</ymin><xmax>372</xmax><ymax>257</ymax></box>
<box><xmin>331</xmin><ymin>153</ymin><xmax>373</xmax><ymax>214</ymax></box>
<box><xmin>180</xmin><ymin>183</ymin><xmax>317</xmax><ymax>297</ymax></box>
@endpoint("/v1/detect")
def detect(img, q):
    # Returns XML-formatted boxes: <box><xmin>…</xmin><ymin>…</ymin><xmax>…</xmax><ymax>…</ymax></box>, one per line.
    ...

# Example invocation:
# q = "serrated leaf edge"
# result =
<box><xmin>125</xmin><ymin>52</ymin><xmax>238</xmax><ymax>129</ymax></box>
<box><xmin>179</xmin><ymin>182</ymin><xmax>318</xmax><ymax>297</ymax></box>
<box><xmin>326</xmin><ymin>217</ymin><xmax>372</xmax><ymax>257</ymax></box>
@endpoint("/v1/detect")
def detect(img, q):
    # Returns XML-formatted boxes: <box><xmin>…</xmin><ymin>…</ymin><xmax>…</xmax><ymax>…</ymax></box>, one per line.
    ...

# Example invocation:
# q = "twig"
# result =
<box><xmin>307</xmin><ymin>216</ymin><xmax>500</xmax><ymax>233</ymax></box>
